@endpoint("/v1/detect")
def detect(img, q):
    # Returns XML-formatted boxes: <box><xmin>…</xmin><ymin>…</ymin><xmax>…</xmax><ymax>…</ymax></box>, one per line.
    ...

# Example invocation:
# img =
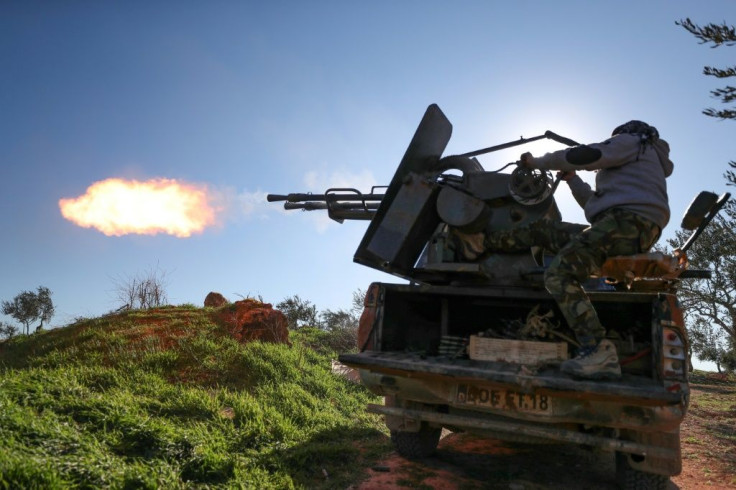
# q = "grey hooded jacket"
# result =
<box><xmin>530</xmin><ymin>133</ymin><xmax>674</xmax><ymax>230</ymax></box>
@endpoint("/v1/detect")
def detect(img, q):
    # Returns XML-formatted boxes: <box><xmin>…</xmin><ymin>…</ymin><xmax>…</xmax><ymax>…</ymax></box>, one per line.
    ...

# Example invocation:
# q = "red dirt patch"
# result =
<box><xmin>354</xmin><ymin>432</ymin><xmax>618</xmax><ymax>489</ymax></box>
<box><xmin>216</xmin><ymin>299</ymin><xmax>290</xmax><ymax>345</ymax></box>
<box><xmin>110</xmin><ymin>309</ymin><xmax>200</xmax><ymax>350</ymax></box>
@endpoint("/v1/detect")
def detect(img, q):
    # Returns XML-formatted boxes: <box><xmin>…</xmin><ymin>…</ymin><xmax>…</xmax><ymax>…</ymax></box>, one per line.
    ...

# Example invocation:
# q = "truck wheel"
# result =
<box><xmin>615</xmin><ymin>452</ymin><xmax>669</xmax><ymax>490</ymax></box>
<box><xmin>390</xmin><ymin>424</ymin><xmax>442</xmax><ymax>459</ymax></box>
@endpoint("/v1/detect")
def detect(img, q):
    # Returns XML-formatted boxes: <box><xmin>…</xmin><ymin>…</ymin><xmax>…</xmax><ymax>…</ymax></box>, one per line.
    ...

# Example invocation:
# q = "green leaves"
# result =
<box><xmin>1</xmin><ymin>286</ymin><xmax>54</xmax><ymax>335</ymax></box>
<box><xmin>668</xmin><ymin>201</ymin><xmax>736</xmax><ymax>372</ymax></box>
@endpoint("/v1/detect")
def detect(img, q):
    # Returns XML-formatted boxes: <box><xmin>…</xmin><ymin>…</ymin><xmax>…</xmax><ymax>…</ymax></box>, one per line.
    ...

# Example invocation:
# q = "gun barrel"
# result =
<box><xmin>273</xmin><ymin>193</ymin><xmax>384</xmax><ymax>203</ymax></box>
<box><xmin>266</xmin><ymin>194</ymin><xmax>289</xmax><ymax>202</ymax></box>
<box><xmin>268</xmin><ymin>186</ymin><xmax>386</xmax><ymax>222</ymax></box>
<box><xmin>284</xmin><ymin>202</ymin><xmax>380</xmax><ymax>211</ymax></box>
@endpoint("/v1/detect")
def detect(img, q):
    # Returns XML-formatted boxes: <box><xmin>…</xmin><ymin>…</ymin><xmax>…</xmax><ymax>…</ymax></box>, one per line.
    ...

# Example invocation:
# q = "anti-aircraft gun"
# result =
<box><xmin>269</xmin><ymin>104</ymin><xmax>725</xmax><ymax>287</ymax></box>
<box><xmin>268</xmin><ymin>104</ymin><xmax>589</xmax><ymax>285</ymax></box>
<box><xmin>268</xmin><ymin>104</ymin><xmax>729</xmax><ymax>489</ymax></box>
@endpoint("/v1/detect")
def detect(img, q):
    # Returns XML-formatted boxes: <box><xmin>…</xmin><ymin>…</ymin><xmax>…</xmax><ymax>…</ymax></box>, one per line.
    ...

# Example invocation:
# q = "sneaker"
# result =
<box><xmin>560</xmin><ymin>339</ymin><xmax>622</xmax><ymax>380</ymax></box>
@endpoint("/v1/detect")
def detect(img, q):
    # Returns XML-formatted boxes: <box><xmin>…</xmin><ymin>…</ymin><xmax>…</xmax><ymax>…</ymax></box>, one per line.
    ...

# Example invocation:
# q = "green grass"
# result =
<box><xmin>0</xmin><ymin>306</ymin><xmax>389</xmax><ymax>488</ymax></box>
<box><xmin>689</xmin><ymin>370</ymin><xmax>736</xmax><ymax>428</ymax></box>
<box><xmin>684</xmin><ymin>369</ymin><xmax>736</xmax><ymax>481</ymax></box>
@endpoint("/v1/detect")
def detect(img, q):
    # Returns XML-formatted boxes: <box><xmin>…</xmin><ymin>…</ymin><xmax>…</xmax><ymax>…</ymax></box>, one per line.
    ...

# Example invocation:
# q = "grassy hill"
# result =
<box><xmin>0</xmin><ymin>305</ymin><xmax>388</xmax><ymax>489</ymax></box>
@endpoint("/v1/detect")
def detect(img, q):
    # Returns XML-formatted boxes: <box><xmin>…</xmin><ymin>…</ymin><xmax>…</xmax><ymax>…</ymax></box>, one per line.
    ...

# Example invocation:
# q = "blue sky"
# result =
<box><xmin>2</xmin><ymin>2</ymin><xmax>734</xmax><ymax>367</ymax></box>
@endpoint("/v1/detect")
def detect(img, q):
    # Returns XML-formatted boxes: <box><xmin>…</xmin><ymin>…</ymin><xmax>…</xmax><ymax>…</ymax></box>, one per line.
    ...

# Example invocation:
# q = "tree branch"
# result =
<box><xmin>677</xmin><ymin>18</ymin><xmax>736</xmax><ymax>46</ymax></box>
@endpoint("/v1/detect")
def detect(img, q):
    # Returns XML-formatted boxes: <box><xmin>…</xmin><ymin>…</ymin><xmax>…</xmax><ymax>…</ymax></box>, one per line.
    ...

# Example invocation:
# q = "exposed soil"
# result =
<box><xmin>216</xmin><ymin>298</ymin><xmax>290</xmax><ymax>344</ymax></box>
<box><xmin>351</xmin><ymin>375</ymin><xmax>736</xmax><ymax>489</ymax></box>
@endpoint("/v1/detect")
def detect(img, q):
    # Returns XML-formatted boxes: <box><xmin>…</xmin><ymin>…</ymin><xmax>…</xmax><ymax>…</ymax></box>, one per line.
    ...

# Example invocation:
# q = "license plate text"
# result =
<box><xmin>456</xmin><ymin>384</ymin><xmax>552</xmax><ymax>412</ymax></box>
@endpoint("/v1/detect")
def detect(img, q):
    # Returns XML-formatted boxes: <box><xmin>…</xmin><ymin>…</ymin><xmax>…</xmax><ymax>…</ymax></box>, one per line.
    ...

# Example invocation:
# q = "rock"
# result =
<box><xmin>331</xmin><ymin>360</ymin><xmax>361</xmax><ymax>383</ymax></box>
<box><xmin>219</xmin><ymin>299</ymin><xmax>289</xmax><ymax>344</ymax></box>
<box><xmin>204</xmin><ymin>291</ymin><xmax>228</xmax><ymax>307</ymax></box>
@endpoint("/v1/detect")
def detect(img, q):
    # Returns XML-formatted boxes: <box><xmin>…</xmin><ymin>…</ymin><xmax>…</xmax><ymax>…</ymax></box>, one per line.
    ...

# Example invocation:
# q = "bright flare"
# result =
<box><xmin>59</xmin><ymin>178</ymin><xmax>217</xmax><ymax>237</ymax></box>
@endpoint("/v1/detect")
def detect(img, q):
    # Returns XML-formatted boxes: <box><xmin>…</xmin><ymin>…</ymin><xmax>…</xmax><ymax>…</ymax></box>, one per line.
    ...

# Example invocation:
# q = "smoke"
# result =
<box><xmin>301</xmin><ymin>169</ymin><xmax>379</xmax><ymax>232</ymax></box>
<box><xmin>216</xmin><ymin>168</ymin><xmax>379</xmax><ymax>232</ymax></box>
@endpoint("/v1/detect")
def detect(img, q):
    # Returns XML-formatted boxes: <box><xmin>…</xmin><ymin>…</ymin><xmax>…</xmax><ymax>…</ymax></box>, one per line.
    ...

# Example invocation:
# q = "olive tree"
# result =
<box><xmin>668</xmin><ymin>201</ymin><xmax>736</xmax><ymax>373</ymax></box>
<box><xmin>276</xmin><ymin>295</ymin><xmax>318</xmax><ymax>329</ymax></box>
<box><xmin>0</xmin><ymin>322</ymin><xmax>19</xmax><ymax>340</ymax></box>
<box><xmin>1</xmin><ymin>286</ymin><xmax>55</xmax><ymax>335</ymax></box>
<box><xmin>675</xmin><ymin>17</ymin><xmax>736</xmax><ymax>371</ymax></box>
<box><xmin>277</xmin><ymin>289</ymin><xmax>366</xmax><ymax>353</ymax></box>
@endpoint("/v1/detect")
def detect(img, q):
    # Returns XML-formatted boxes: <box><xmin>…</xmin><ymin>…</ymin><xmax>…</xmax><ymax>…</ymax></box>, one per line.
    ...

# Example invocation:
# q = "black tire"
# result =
<box><xmin>390</xmin><ymin>424</ymin><xmax>442</xmax><ymax>459</ymax></box>
<box><xmin>615</xmin><ymin>452</ymin><xmax>669</xmax><ymax>490</ymax></box>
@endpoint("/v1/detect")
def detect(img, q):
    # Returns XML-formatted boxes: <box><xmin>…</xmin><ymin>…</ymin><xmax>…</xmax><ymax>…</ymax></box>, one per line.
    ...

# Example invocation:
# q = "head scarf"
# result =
<box><xmin>611</xmin><ymin>120</ymin><xmax>659</xmax><ymax>143</ymax></box>
<box><xmin>611</xmin><ymin>121</ymin><xmax>660</xmax><ymax>161</ymax></box>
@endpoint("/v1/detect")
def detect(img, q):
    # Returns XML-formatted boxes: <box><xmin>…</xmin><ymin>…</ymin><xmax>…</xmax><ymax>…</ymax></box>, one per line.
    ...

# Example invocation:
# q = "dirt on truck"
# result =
<box><xmin>268</xmin><ymin>104</ymin><xmax>730</xmax><ymax>489</ymax></box>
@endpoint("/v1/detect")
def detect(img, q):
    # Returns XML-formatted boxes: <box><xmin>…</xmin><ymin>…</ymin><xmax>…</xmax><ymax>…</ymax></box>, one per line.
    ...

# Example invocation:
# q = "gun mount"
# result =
<box><xmin>267</xmin><ymin>104</ymin><xmax>730</xmax><ymax>286</ymax></box>
<box><xmin>268</xmin><ymin>104</ymin><xmax>728</xmax><ymax>288</ymax></box>
<box><xmin>267</xmin><ymin>104</ymin><xmax>586</xmax><ymax>284</ymax></box>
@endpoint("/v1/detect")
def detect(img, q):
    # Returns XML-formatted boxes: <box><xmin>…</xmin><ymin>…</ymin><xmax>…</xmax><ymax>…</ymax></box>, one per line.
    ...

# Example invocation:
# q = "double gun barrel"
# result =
<box><xmin>266</xmin><ymin>188</ymin><xmax>386</xmax><ymax>222</ymax></box>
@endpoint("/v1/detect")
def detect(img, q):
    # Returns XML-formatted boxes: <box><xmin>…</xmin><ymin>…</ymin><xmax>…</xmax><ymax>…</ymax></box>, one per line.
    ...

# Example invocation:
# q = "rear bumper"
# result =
<box><xmin>370</xmin><ymin>403</ymin><xmax>676</xmax><ymax>459</ymax></box>
<box><xmin>339</xmin><ymin>351</ymin><xmax>688</xmax><ymax>433</ymax></box>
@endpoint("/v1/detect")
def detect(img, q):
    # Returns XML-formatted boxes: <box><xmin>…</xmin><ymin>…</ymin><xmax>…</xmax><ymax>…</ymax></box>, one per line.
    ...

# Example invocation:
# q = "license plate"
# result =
<box><xmin>455</xmin><ymin>384</ymin><xmax>553</xmax><ymax>413</ymax></box>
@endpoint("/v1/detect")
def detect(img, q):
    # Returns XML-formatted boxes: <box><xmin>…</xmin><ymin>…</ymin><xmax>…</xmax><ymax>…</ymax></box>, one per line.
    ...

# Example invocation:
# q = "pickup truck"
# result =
<box><xmin>270</xmin><ymin>104</ymin><xmax>729</xmax><ymax>489</ymax></box>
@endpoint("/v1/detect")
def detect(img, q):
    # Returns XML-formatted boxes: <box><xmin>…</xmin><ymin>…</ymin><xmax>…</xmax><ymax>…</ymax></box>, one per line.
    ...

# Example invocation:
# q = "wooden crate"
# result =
<box><xmin>468</xmin><ymin>336</ymin><xmax>568</xmax><ymax>363</ymax></box>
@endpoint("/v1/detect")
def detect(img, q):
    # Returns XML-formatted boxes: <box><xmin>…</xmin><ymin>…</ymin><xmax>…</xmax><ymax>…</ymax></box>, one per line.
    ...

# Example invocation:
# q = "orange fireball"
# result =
<box><xmin>59</xmin><ymin>178</ymin><xmax>217</xmax><ymax>237</ymax></box>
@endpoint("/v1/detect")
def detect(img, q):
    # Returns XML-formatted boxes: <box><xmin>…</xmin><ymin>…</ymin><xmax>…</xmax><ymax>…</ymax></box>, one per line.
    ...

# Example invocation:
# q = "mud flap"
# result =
<box><xmin>383</xmin><ymin>396</ymin><xmax>423</xmax><ymax>433</ymax></box>
<box><xmin>619</xmin><ymin>429</ymin><xmax>681</xmax><ymax>476</ymax></box>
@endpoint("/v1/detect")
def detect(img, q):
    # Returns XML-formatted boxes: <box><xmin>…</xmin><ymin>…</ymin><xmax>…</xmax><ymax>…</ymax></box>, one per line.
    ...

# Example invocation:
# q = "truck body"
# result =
<box><xmin>269</xmin><ymin>104</ymin><xmax>729</xmax><ymax>489</ymax></box>
<box><xmin>342</xmin><ymin>281</ymin><xmax>688</xmax><ymax>487</ymax></box>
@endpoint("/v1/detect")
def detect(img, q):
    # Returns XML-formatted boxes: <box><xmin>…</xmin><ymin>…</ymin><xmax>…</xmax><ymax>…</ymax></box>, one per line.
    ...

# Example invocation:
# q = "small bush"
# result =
<box><xmin>291</xmin><ymin>327</ymin><xmax>357</xmax><ymax>356</ymax></box>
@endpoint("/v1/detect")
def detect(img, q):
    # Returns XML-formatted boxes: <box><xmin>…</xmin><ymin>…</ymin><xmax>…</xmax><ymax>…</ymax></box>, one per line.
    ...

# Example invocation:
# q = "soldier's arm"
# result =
<box><xmin>530</xmin><ymin>134</ymin><xmax>641</xmax><ymax>172</ymax></box>
<box><xmin>566</xmin><ymin>174</ymin><xmax>593</xmax><ymax>208</ymax></box>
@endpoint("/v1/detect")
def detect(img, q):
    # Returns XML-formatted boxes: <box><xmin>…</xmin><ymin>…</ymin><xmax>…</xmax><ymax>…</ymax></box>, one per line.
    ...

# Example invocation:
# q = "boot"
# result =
<box><xmin>560</xmin><ymin>339</ymin><xmax>622</xmax><ymax>380</ymax></box>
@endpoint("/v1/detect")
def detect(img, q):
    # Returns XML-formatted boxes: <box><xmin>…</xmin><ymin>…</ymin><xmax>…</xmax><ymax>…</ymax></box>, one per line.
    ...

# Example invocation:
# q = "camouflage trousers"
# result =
<box><xmin>484</xmin><ymin>208</ymin><xmax>661</xmax><ymax>347</ymax></box>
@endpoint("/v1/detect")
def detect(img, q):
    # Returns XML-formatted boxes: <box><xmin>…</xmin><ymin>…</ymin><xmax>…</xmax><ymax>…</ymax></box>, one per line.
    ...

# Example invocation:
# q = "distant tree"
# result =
<box><xmin>319</xmin><ymin>308</ymin><xmax>359</xmax><ymax>353</ymax></box>
<box><xmin>676</xmin><ymin>18</ymin><xmax>736</xmax><ymax>185</ymax></box>
<box><xmin>0</xmin><ymin>321</ymin><xmax>19</xmax><ymax>340</ymax></box>
<box><xmin>351</xmin><ymin>288</ymin><xmax>366</xmax><ymax>316</ymax></box>
<box><xmin>318</xmin><ymin>288</ymin><xmax>365</xmax><ymax>332</ymax></box>
<box><xmin>320</xmin><ymin>309</ymin><xmax>357</xmax><ymax>331</ymax></box>
<box><xmin>278</xmin><ymin>289</ymin><xmax>366</xmax><ymax>351</ymax></box>
<box><xmin>276</xmin><ymin>295</ymin><xmax>318</xmax><ymax>329</ymax></box>
<box><xmin>1</xmin><ymin>286</ymin><xmax>55</xmax><ymax>335</ymax></box>
<box><xmin>319</xmin><ymin>289</ymin><xmax>365</xmax><ymax>353</ymax></box>
<box><xmin>113</xmin><ymin>266</ymin><xmax>169</xmax><ymax>310</ymax></box>
<box><xmin>668</xmin><ymin>200</ymin><xmax>736</xmax><ymax>373</ymax></box>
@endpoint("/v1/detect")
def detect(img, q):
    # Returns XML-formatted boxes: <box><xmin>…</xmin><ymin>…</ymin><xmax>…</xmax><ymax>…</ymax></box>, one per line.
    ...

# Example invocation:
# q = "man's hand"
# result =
<box><xmin>557</xmin><ymin>170</ymin><xmax>576</xmax><ymax>182</ymax></box>
<box><xmin>520</xmin><ymin>152</ymin><xmax>535</xmax><ymax>168</ymax></box>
